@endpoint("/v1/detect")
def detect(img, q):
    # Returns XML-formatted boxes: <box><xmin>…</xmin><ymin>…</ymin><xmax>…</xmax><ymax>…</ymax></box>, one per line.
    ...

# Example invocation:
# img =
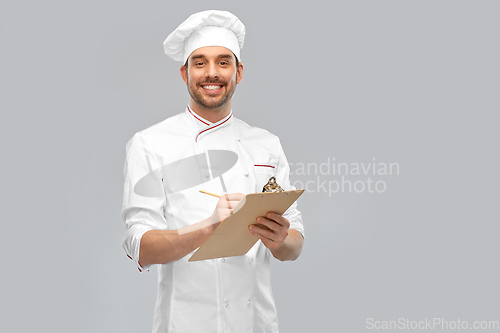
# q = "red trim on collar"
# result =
<box><xmin>187</xmin><ymin>105</ymin><xmax>210</xmax><ymax>126</ymax></box>
<box><xmin>254</xmin><ymin>164</ymin><xmax>275</xmax><ymax>168</ymax></box>
<box><xmin>195</xmin><ymin>114</ymin><xmax>233</xmax><ymax>142</ymax></box>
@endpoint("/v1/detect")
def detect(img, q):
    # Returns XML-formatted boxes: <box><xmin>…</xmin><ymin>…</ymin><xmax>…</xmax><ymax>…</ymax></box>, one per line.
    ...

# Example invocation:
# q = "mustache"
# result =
<box><xmin>199</xmin><ymin>79</ymin><xmax>226</xmax><ymax>85</ymax></box>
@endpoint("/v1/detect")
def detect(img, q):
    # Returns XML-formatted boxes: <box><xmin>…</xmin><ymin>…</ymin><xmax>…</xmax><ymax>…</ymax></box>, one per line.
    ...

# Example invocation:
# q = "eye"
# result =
<box><xmin>219</xmin><ymin>61</ymin><xmax>229</xmax><ymax>66</ymax></box>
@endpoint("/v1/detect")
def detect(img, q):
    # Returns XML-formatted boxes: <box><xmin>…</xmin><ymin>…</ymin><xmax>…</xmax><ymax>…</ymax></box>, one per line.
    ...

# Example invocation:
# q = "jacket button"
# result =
<box><xmin>244</xmin><ymin>173</ymin><xmax>249</xmax><ymax>177</ymax></box>
<box><xmin>224</xmin><ymin>302</ymin><xmax>228</xmax><ymax>307</ymax></box>
<box><xmin>246</xmin><ymin>300</ymin><xmax>251</xmax><ymax>305</ymax></box>
<box><xmin>221</xmin><ymin>258</ymin><xmax>225</xmax><ymax>262</ymax></box>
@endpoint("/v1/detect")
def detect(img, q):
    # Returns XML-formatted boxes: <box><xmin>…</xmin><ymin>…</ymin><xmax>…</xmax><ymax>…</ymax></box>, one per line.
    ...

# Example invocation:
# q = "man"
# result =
<box><xmin>122</xmin><ymin>10</ymin><xmax>304</xmax><ymax>333</ymax></box>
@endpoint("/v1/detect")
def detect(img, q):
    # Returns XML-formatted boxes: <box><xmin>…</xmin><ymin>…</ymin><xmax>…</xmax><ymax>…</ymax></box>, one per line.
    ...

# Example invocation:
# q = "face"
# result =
<box><xmin>181</xmin><ymin>46</ymin><xmax>243</xmax><ymax>111</ymax></box>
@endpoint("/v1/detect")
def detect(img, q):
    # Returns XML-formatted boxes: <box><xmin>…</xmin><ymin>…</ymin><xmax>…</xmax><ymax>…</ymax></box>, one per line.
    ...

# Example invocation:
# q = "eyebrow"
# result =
<box><xmin>189</xmin><ymin>54</ymin><xmax>234</xmax><ymax>61</ymax></box>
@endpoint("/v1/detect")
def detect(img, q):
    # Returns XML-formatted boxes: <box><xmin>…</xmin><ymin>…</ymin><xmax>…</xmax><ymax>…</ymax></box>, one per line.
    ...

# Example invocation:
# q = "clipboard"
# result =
<box><xmin>188</xmin><ymin>189</ymin><xmax>304</xmax><ymax>262</ymax></box>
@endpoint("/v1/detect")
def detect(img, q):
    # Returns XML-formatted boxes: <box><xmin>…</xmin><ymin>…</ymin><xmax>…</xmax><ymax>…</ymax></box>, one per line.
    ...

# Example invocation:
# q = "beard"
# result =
<box><xmin>187</xmin><ymin>77</ymin><xmax>237</xmax><ymax>110</ymax></box>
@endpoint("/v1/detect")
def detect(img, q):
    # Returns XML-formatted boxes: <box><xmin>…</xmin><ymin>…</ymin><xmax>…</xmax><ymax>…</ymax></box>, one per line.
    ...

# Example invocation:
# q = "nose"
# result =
<box><xmin>206</xmin><ymin>62</ymin><xmax>219</xmax><ymax>78</ymax></box>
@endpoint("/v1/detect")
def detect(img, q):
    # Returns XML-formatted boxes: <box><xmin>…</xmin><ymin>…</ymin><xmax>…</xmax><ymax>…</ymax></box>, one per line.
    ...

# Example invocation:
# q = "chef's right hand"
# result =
<box><xmin>210</xmin><ymin>193</ymin><xmax>245</xmax><ymax>227</ymax></box>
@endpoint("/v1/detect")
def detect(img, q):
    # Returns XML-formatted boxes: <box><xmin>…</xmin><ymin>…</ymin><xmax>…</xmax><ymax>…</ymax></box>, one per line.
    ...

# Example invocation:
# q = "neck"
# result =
<box><xmin>189</xmin><ymin>100</ymin><xmax>232</xmax><ymax>123</ymax></box>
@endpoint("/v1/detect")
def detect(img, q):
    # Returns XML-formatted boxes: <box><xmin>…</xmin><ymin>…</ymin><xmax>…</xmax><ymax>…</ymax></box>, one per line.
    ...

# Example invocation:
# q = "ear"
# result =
<box><xmin>180</xmin><ymin>65</ymin><xmax>188</xmax><ymax>85</ymax></box>
<box><xmin>236</xmin><ymin>62</ymin><xmax>244</xmax><ymax>84</ymax></box>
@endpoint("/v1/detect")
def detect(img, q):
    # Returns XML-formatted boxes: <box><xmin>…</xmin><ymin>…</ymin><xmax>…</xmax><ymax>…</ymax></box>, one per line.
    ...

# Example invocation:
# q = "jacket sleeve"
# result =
<box><xmin>121</xmin><ymin>132</ymin><xmax>168</xmax><ymax>272</ymax></box>
<box><xmin>274</xmin><ymin>138</ymin><xmax>304</xmax><ymax>238</ymax></box>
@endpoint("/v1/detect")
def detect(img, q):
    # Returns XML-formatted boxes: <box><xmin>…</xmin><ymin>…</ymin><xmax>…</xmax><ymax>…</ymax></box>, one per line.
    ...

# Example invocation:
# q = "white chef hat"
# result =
<box><xmin>163</xmin><ymin>10</ymin><xmax>245</xmax><ymax>64</ymax></box>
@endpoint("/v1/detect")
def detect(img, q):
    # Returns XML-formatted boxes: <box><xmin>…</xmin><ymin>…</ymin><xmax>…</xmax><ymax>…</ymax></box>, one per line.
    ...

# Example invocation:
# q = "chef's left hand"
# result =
<box><xmin>249</xmin><ymin>212</ymin><xmax>290</xmax><ymax>250</ymax></box>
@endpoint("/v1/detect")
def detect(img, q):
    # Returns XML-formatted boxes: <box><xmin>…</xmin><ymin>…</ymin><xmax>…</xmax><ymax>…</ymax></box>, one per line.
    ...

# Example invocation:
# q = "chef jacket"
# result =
<box><xmin>122</xmin><ymin>106</ymin><xmax>304</xmax><ymax>333</ymax></box>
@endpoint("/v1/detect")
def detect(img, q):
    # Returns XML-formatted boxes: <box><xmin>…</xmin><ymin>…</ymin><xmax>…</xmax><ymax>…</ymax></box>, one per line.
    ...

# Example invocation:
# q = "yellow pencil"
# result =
<box><xmin>199</xmin><ymin>190</ymin><xmax>221</xmax><ymax>198</ymax></box>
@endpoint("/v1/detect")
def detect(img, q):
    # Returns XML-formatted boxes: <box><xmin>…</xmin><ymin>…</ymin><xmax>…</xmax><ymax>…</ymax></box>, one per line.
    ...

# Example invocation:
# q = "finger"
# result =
<box><xmin>225</xmin><ymin>195</ymin><xmax>232</xmax><ymax>210</ymax></box>
<box><xmin>256</xmin><ymin>235</ymin><xmax>275</xmax><ymax>249</ymax></box>
<box><xmin>221</xmin><ymin>193</ymin><xmax>245</xmax><ymax>210</ymax></box>
<box><xmin>249</xmin><ymin>227</ymin><xmax>281</xmax><ymax>250</ymax></box>
<box><xmin>219</xmin><ymin>200</ymin><xmax>242</xmax><ymax>207</ymax></box>
<box><xmin>220</xmin><ymin>201</ymin><xmax>243</xmax><ymax>212</ymax></box>
<box><xmin>249</xmin><ymin>225</ymin><xmax>275</xmax><ymax>242</ymax></box>
<box><xmin>221</xmin><ymin>193</ymin><xmax>245</xmax><ymax>201</ymax></box>
<box><xmin>255</xmin><ymin>217</ymin><xmax>278</xmax><ymax>232</ymax></box>
<box><xmin>266</xmin><ymin>212</ymin><xmax>289</xmax><ymax>228</ymax></box>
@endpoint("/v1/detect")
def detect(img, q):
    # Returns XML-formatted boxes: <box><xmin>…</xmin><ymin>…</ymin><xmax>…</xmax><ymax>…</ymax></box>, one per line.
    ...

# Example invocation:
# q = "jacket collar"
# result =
<box><xmin>184</xmin><ymin>105</ymin><xmax>234</xmax><ymax>142</ymax></box>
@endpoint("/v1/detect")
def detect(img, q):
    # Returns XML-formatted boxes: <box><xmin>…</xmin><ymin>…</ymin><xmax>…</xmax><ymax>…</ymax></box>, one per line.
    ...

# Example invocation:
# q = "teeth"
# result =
<box><xmin>203</xmin><ymin>85</ymin><xmax>222</xmax><ymax>90</ymax></box>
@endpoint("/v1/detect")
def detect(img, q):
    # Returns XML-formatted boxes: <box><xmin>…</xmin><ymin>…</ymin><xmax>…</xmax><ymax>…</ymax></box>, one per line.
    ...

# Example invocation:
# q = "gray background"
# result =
<box><xmin>1</xmin><ymin>0</ymin><xmax>499</xmax><ymax>332</ymax></box>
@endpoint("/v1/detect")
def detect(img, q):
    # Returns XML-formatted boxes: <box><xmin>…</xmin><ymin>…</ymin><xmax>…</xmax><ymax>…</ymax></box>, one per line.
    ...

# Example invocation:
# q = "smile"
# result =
<box><xmin>202</xmin><ymin>85</ymin><xmax>223</xmax><ymax>90</ymax></box>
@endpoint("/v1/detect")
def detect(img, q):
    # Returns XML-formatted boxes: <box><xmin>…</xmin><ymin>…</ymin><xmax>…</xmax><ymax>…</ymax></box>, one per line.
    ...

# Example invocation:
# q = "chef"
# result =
<box><xmin>122</xmin><ymin>10</ymin><xmax>304</xmax><ymax>333</ymax></box>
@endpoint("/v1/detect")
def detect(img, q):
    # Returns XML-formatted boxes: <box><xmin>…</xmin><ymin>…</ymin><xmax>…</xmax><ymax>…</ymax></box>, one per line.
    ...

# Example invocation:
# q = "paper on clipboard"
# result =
<box><xmin>188</xmin><ymin>189</ymin><xmax>304</xmax><ymax>262</ymax></box>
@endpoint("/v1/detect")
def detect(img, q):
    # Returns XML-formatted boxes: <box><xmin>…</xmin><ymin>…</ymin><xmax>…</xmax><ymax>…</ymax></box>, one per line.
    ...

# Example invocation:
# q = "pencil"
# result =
<box><xmin>199</xmin><ymin>190</ymin><xmax>221</xmax><ymax>198</ymax></box>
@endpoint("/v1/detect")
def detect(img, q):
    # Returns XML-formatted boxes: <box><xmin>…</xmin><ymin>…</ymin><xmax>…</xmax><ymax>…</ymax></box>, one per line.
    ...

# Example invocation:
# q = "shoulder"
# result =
<box><xmin>140</xmin><ymin>113</ymin><xmax>185</xmax><ymax>138</ymax></box>
<box><xmin>126</xmin><ymin>112</ymin><xmax>186</xmax><ymax>149</ymax></box>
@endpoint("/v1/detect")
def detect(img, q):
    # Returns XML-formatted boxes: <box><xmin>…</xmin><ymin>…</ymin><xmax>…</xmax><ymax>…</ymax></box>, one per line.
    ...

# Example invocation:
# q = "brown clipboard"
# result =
<box><xmin>188</xmin><ymin>189</ymin><xmax>304</xmax><ymax>262</ymax></box>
